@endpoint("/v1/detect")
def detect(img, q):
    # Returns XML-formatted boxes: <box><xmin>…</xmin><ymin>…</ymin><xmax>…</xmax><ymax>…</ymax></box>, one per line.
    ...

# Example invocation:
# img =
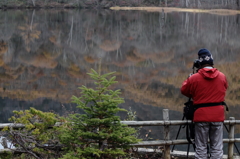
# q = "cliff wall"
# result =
<box><xmin>0</xmin><ymin>0</ymin><xmax>240</xmax><ymax>9</ymax></box>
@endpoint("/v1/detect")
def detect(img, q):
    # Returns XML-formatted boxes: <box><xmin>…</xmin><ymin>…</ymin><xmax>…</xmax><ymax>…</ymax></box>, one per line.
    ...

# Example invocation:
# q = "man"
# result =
<box><xmin>181</xmin><ymin>48</ymin><xmax>228</xmax><ymax>159</ymax></box>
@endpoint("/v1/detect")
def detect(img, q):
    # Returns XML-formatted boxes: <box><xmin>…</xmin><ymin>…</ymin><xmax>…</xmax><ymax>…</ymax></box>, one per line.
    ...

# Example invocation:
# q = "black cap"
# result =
<box><xmin>198</xmin><ymin>48</ymin><xmax>214</xmax><ymax>66</ymax></box>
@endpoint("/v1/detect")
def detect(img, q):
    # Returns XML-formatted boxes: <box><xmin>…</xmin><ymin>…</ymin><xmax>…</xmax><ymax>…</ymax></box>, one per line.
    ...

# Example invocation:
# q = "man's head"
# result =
<box><xmin>198</xmin><ymin>48</ymin><xmax>214</xmax><ymax>66</ymax></box>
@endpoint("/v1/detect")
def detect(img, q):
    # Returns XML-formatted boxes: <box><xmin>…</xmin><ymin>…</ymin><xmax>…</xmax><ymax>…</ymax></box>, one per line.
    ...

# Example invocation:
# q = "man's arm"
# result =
<box><xmin>181</xmin><ymin>78</ymin><xmax>192</xmax><ymax>98</ymax></box>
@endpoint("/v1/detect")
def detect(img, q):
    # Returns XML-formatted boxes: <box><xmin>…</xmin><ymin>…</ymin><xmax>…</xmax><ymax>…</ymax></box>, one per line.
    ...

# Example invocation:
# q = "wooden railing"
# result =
<box><xmin>121</xmin><ymin>109</ymin><xmax>240</xmax><ymax>159</ymax></box>
<box><xmin>0</xmin><ymin>109</ymin><xmax>240</xmax><ymax>159</ymax></box>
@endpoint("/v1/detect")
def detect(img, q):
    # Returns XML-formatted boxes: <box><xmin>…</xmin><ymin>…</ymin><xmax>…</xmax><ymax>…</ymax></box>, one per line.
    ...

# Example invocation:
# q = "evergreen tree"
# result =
<box><xmin>58</xmin><ymin>69</ymin><xmax>140</xmax><ymax>159</ymax></box>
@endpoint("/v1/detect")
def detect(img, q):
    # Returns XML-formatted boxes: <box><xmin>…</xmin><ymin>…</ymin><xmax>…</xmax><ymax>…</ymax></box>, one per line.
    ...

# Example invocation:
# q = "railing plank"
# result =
<box><xmin>1</xmin><ymin>119</ymin><xmax>240</xmax><ymax>128</ymax></box>
<box><xmin>121</xmin><ymin>120</ymin><xmax>240</xmax><ymax>126</ymax></box>
<box><xmin>132</xmin><ymin>139</ymin><xmax>188</xmax><ymax>146</ymax></box>
<box><xmin>0</xmin><ymin>123</ymin><xmax>25</xmax><ymax>129</ymax></box>
<box><xmin>120</xmin><ymin>120</ymin><xmax>191</xmax><ymax>126</ymax></box>
<box><xmin>132</xmin><ymin>138</ymin><xmax>240</xmax><ymax>147</ymax></box>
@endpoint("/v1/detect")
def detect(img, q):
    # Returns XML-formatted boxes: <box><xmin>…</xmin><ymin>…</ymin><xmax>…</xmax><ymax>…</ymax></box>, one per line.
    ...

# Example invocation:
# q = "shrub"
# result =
<box><xmin>2</xmin><ymin>108</ymin><xmax>63</xmax><ymax>158</ymax></box>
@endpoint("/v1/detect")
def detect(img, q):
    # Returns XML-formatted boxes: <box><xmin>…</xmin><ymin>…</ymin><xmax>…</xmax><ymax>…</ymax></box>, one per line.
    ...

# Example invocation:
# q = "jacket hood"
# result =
<box><xmin>198</xmin><ymin>68</ymin><xmax>219</xmax><ymax>79</ymax></box>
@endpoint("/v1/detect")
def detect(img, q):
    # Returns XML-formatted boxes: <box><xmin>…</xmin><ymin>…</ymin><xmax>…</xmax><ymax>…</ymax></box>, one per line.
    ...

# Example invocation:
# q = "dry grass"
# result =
<box><xmin>110</xmin><ymin>7</ymin><xmax>240</xmax><ymax>15</ymax></box>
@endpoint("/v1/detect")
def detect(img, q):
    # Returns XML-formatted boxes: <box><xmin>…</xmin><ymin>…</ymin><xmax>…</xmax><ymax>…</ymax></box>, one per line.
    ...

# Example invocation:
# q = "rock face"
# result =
<box><xmin>0</xmin><ymin>0</ymin><xmax>239</xmax><ymax>9</ymax></box>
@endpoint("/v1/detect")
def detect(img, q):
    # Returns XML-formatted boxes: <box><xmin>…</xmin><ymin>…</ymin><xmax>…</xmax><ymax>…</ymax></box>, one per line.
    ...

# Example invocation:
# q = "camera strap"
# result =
<box><xmin>194</xmin><ymin>102</ymin><xmax>229</xmax><ymax>111</ymax></box>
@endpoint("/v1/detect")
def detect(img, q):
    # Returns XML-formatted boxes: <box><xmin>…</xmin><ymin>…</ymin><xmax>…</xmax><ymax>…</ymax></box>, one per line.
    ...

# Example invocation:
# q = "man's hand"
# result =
<box><xmin>188</xmin><ymin>73</ymin><xmax>193</xmax><ymax>78</ymax></box>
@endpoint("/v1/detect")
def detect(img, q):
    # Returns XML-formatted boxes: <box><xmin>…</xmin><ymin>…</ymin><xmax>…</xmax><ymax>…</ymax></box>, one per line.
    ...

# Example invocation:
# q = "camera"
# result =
<box><xmin>193</xmin><ymin>59</ymin><xmax>201</xmax><ymax>69</ymax></box>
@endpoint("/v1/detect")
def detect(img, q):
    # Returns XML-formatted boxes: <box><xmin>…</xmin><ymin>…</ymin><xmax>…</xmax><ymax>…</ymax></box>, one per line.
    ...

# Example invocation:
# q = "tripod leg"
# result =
<box><xmin>171</xmin><ymin>116</ymin><xmax>185</xmax><ymax>152</ymax></box>
<box><xmin>187</xmin><ymin>143</ymin><xmax>190</xmax><ymax>159</ymax></box>
<box><xmin>171</xmin><ymin>125</ymin><xmax>182</xmax><ymax>152</ymax></box>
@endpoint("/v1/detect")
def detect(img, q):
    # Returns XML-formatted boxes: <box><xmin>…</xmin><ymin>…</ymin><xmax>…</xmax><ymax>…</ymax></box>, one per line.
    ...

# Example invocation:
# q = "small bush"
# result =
<box><xmin>2</xmin><ymin>107</ymin><xmax>63</xmax><ymax>158</ymax></box>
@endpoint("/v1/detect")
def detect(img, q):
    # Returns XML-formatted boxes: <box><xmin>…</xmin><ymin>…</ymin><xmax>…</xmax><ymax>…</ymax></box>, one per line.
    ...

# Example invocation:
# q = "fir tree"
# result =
<box><xmin>58</xmin><ymin>69</ymin><xmax>140</xmax><ymax>159</ymax></box>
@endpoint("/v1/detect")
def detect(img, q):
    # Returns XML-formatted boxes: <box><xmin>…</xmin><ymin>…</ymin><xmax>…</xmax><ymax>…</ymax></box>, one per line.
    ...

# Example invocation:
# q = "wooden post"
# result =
<box><xmin>228</xmin><ymin>117</ymin><xmax>235</xmax><ymax>159</ymax></box>
<box><xmin>163</xmin><ymin>109</ymin><xmax>170</xmax><ymax>159</ymax></box>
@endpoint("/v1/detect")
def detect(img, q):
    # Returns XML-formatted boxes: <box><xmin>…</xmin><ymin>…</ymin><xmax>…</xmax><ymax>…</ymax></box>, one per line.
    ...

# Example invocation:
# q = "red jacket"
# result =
<box><xmin>181</xmin><ymin>68</ymin><xmax>228</xmax><ymax>122</ymax></box>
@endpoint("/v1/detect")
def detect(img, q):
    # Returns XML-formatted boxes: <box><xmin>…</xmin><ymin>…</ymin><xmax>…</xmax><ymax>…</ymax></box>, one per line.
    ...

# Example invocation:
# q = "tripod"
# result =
<box><xmin>171</xmin><ymin>115</ymin><xmax>195</xmax><ymax>159</ymax></box>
